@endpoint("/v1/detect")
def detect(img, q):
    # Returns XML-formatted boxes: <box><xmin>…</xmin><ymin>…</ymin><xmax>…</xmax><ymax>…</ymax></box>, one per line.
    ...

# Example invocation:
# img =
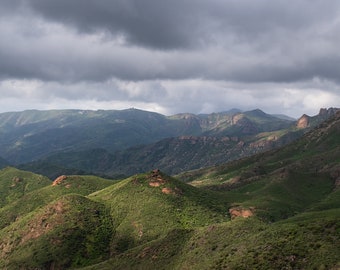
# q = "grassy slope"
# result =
<box><xmin>0</xmin><ymin>172</ymin><xmax>116</xmax><ymax>269</ymax></box>
<box><xmin>0</xmin><ymin>194</ymin><xmax>114</xmax><ymax>269</ymax></box>
<box><xmin>0</xmin><ymin>167</ymin><xmax>51</xmax><ymax>208</ymax></box>
<box><xmin>81</xmin><ymin>210</ymin><xmax>339</xmax><ymax>270</ymax></box>
<box><xmin>0</xmin><ymin>170</ymin><xmax>230</xmax><ymax>269</ymax></box>
<box><xmin>0</xmin><ymin>174</ymin><xmax>114</xmax><ymax>229</ymax></box>
<box><xmin>88</xmin><ymin>171</ymin><xmax>230</xmax><ymax>253</ymax></box>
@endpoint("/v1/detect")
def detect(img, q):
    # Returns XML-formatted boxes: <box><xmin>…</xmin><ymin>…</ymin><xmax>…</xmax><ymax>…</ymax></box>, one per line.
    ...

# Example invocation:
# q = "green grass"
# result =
<box><xmin>0</xmin><ymin>167</ymin><xmax>51</xmax><ymax>207</ymax></box>
<box><xmin>0</xmin><ymin>174</ymin><xmax>114</xmax><ymax>229</ymax></box>
<box><xmin>0</xmin><ymin>194</ymin><xmax>114</xmax><ymax>269</ymax></box>
<box><xmin>80</xmin><ymin>209</ymin><xmax>339</xmax><ymax>270</ymax></box>
<box><xmin>89</xmin><ymin>171</ymin><xmax>230</xmax><ymax>253</ymax></box>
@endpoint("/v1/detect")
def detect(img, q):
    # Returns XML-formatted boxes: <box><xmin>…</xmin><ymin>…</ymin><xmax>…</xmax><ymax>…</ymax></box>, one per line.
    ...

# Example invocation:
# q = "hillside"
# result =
<box><xmin>0</xmin><ymin>109</ymin><xmax>180</xmax><ymax>164</ymax></box>
<box><xmin>0</xmin><ymin>171</ymin><xmax>114</xmax><ymax>230</ymax></box>
<box><xmin>0</xmin><ymin>167</ymin><xmax>51</xmax><ymax>208</ymax></box>
<box><xmin>0</xmin><ymin>194</ymin><xmax>114</xmax><ymax>269</ymax></box>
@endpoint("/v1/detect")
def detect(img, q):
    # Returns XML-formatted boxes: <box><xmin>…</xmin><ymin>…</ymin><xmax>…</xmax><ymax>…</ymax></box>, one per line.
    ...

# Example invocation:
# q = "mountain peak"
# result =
<box><xmin>318</xmin><ymin>107</ymin><xmax>340</xmax><ymax>116</ymax></box>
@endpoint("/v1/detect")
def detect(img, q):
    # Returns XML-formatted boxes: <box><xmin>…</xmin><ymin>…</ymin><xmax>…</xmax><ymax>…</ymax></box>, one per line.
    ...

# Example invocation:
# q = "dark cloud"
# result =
<box><xmin>0</xmin><ymin>0</ymin><xmax>340</xmax><ymax>116</ymax></box>
<box><xmin>21</xmin><ymin>0</ymin><xmax>339</xmax><ymax>49</ymax></box>
<box><xmin>1</xmin><ymin>0</ymin><xmax>340</xmax><ymax>82</ymax></box>
<box><xmin>23</xmin><ymin>0</ymin><xmax>198</xmax><ymax>49</ymax></box>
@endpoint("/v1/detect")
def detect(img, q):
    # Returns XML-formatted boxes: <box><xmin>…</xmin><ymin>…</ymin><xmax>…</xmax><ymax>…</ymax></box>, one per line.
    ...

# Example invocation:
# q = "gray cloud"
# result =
<box><xmin>21</xmin><ymin>0</ymin><xmax>339</xmax><ymax>49</ymax></box>
<box><xmin>0</xmin><ymin>0</ymin><xmax>340</xmax><ymax>117</ymax></box>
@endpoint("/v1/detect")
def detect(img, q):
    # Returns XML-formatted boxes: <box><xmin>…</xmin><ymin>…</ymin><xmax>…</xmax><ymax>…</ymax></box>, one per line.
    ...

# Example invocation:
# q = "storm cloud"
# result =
<box><xmin>0</xmin><ymin>0</ymin><xmax>339</xmax><ymax>117</ymax></box>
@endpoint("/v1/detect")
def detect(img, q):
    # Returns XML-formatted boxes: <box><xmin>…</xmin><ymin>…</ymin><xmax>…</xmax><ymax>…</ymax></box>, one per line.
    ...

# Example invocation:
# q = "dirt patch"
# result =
<box><xmin>52</xmin><ymin>175</ymin><xmax>67</xmax><ymax>186</ymax></box>
<box><xmin>21</xmin><ymin>201</ymin><xmax>66</xmax><ymax>244</ymax></box>
<box><xmin>162</xmin><ymin>187</ymin><xmax>182</xmax><ymax>195</ymax></box>
<box><xmin>149</xmin><ymin>181</ymin><xmax>162</xmax><ymax>187</ymax></box>
<box><xmin>229</xmin><ymin>207</ymin><xmax>255</xmax><ymax>219</ymax></box>
<box><xmin>161</xmin><ymin>187</ymin><xmax>173</xmax><ymax>194</ymax></box>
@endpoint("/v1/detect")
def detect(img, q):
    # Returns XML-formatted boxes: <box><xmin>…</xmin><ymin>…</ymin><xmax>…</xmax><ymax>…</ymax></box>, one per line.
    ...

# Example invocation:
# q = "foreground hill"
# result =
<box><xmin>0</xmin><ymin>169</ymin><xmax>229</xmax><ymax>269</ymax></box>
<box><xmin>0</xmin><ymin>172</ymin><xmax>114</xmax><ymax>230</ymax></box>
<box><xmin>0</xmin><ymin>110</ymin><xmax>339</xmax><ymax>269</ymax></box>
<box><xmin>82</xmin><ymin>210</ymin><xmax>339</xmax><ymax>270</ymax></box>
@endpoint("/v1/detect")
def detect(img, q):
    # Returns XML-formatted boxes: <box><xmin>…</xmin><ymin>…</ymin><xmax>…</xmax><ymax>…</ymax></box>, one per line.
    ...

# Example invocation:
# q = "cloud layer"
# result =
<box><xmin>1</xmin><ymin>0</ymin><xmax>340</xmax><ymax>117</ymax></box>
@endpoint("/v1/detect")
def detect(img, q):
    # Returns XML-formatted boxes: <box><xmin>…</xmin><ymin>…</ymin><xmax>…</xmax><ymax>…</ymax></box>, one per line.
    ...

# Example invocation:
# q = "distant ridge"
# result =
<box><xmin>17</xmin><ymin>108</ymin><xmax>339</xmax><ymax>179</ymax></box>
<box><xmin>0</xmin><ymin>108</ymin><xmax>293</xmax><ymax>165</ymax></box>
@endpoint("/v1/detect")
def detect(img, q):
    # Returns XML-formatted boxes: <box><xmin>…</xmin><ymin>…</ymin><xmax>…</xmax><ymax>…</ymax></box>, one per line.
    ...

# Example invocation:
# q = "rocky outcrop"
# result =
<box><xmin>296</xmin><ymin>114</ymin><xmax>310</xmax><ymax>128</ymax></box>
<box><xmin>229</xmin><ymin>207</ymin><xmax>255</xmax><ymax>219</ymax></box>
<box><xmin>319</xmin><ymin>107</ymin><xmax>340</xmax><ymax>117</ymax></box>
<box><xmin>52</xmin><ymin>175</ymin><xmax>67</xmax><ymax>186</ymax></box>
<box><xmin>148</xmin><ymin>169</ymin><xmax>167</xmax><ymax>187</ymax></box>
<box><xmin>148</xmin><ymin>170</ymin><xmax>182</xmax><ymax>195</ymax></box>
<box><xmin>232</xmin><ymin>115</ymin><xmax>259</xmax><ymax>134</ymax></box>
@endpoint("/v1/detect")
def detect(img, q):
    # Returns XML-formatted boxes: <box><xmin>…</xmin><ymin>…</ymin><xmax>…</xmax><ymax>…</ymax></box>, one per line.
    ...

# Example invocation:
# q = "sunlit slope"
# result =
<box><xmin>89</xmin><ymin>170</ymin><xmax>230</xmax><ymax>253</ymax></box>
<box><xmin>81</xmin><ymin>210</ymin><xmax>339</xmax><ymax>270</ymax></box>
<box><xmin>0</xmin><ymin>174</ymin><xmax>114</xmax><ymax>229</ymax></box>
<box><xmin>0</xmin><ymin>194</ymin><xmax>114</xmax><ymax>269</ymax></box>
<box><xmin>0</xmin><ymin>167</ymin><xmax>51</xmax><ymax>208</ymax></box>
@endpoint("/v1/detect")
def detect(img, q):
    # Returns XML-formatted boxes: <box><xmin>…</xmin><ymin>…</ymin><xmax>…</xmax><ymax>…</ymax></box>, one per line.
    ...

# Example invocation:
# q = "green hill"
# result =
<box><xmin>0</xmin><ymin>173</ymin><xmax>114</xmax><ymax>230</ymax></box>
<box><xmin>0</xmin><ymin>167</ymin><xmax>51</xmax><ymax>208</ymax></box>
<box><xmin>0</xmin><ymin>194</ymin><xmax>114</xmax><ymax>269</ymax></box>
<box><xmin>88</xmin><ymin>170</ymin><xmax>229</xmax><ymax>253</ymax></box>
<box><xmin>82</xmin><ymin>210</ymin><xmax>339</xmax><ymax>270</ymax></box>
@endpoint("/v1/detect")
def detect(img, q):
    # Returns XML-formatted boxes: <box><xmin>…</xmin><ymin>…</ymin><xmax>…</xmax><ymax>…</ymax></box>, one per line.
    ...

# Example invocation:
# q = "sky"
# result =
<box><xmin>1</xmin><ymin>0</ymin><xmax>340</xmax><ymax>118</ymax></box>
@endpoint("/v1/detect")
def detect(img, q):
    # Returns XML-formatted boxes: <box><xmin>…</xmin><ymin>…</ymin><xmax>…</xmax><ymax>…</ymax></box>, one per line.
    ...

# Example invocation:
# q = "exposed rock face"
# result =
<box><xmin>148</xmin><ymin>169</ymin><xmax>167</xmax><ymax>187</ymax></box>
<box><xmin>229</xmin><ymin>207</ymin><xmax>255</xmax><ymax>219</ymax></box>
<box><xmin>232</xmin><ymin>114</ymin><xmax>258</xmax><ymax>134</ymax></box>
<box><xmin>296</xmin><ymin>114</ymin><xmax>310</xmax><ymax>129</ymax></box>
<box><xmin>148</xmin><ymin>169</ymin><xmax>182</xmax><ymax>195</ymax></box>
<box><xmin>319</xmin><ymin>107</ymin><xmax>340</xmax><ymax>117</ymax></box>
<box><xmin>52</xmin><ymin>175</ymin><xmax>67</xmax><ymax>186</ymax></box>
<box><xmin>161</xmin><ymin>188</ymin><xmax>174</xmax><ymax>194</ymax></box>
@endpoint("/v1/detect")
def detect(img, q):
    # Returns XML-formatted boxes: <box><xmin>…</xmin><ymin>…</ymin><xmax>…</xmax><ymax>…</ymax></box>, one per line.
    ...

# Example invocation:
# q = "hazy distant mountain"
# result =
<box><xmin>19</xmin><ymin>108</ymin><xmax>338</xmax><ymax>179</ymax></box>
<box><xmin>0</xmin><ymin>108</ymin><xmax>293</xmax><ymax>165</ymax></box>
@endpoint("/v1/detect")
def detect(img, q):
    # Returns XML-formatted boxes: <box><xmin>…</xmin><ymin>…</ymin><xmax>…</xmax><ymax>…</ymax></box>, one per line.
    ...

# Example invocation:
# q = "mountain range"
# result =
<box><xmin>0</xmin><ymin>109</ymin><xmax>339</xmax><ymax>269</ymax></box>
<box><xmin>3</xmin><ymin>107</ymin><xmax>336</xmax><ymax>179</ymax></box>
